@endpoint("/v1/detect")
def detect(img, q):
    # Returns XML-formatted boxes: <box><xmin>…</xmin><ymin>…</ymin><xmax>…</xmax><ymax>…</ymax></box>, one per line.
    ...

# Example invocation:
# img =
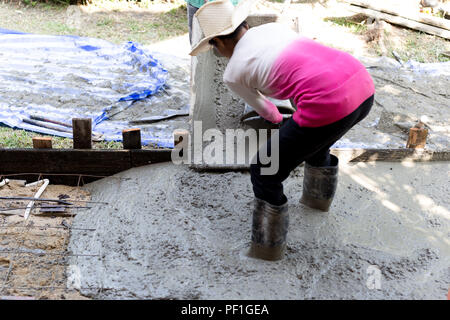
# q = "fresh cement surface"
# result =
<box><xmin>67</xmin><ymin>161</ymin><xmax>450</xmax><ymax>299</ymax></box>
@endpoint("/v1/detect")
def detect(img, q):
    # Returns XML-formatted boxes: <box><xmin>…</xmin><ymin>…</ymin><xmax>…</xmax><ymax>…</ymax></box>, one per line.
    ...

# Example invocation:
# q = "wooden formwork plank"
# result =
<box><xmin>0</xmin><ymin>148</ymin><xmax>173</xmax><ymax>175</ymax></box>
<box><xmin>0</xmin><ymin>149</ymin><xmax>131</xmax><ymax>175</ymax></box>
<box><xmin>190</xmin><ymin>148</ymin><xmax>450</xmax><ymax>170</ymax></box>
<box><xmin>330</xmin><ymin>148</ymin><xmax>450</xmax><ymax>162</ymax></box>
<box><xmin>130</xmin><ymin>149</ymin><xmax>173</xmax><ymax>167</ymax></box>
<box><xmin>0</xmin><ymin>148</ymin><xmax>166</xmax><ymax>185</ymax></box>
<box><xmin>0</xmin><ymin>148</ymin><xmax>448</xmax><ymax>185</ymax></box>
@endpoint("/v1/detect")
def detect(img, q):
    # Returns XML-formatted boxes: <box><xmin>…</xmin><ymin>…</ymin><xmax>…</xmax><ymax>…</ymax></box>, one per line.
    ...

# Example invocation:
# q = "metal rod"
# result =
<box><xmin>22</xmin><ymin>118</ymin><xmax>72</xmax><ymax>133</ymax></box>
<box><xmin>0</xmin><ymin>206</ymin><xmax>91</xmax><ymax>211</ymax></box>
<box><xmin>0</xmin><ymin>197</ymin><xmax>73</xmax><ymax>205</ymax></box>
<box><xmin>0</xmin><ymin>261</ymin><xmax>13</xmax><ymax>293</ymax></box>
<box><xmin>0</xmin><ymin>225</ymin><xmax>96</xmax><ymax>231</ymax></box>
<box><xmin>0</xmin><ymin>197</ymin><xmax>107</xmax><ymax>205</ymax></box>
<box><xmin>0</xmin><ymin>223</ymin><xmax>33</xmax><ymax>294</ymax></box>
<box><xmin>25</xmin><ymin>179</ymin><xmax>50</xmax><ymax>220</ymax></box>
<box><xmin>1</xmin><ymin>172</ymin><xmax>131</xmax><ymax>181</ymax></box>
<box><xmin>29</xmin><ymin>115</ymin><xmax>72</xmax><ymax>128</ymax></box>
<box><xmin>0</xmin><ymin>250</ymin><xmax>98</xmax><ymax>257</ymax></box>
<box><xmin>2</xmin><ymin>285</ymin><xmax>101</xmax><ymax>290</ymax></box>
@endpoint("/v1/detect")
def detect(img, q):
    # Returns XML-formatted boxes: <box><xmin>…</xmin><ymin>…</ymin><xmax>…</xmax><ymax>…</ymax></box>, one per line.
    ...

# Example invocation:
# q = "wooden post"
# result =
<box><xmin>406</xmin><ymin>122</ymin><xmax>428</xmax><ymax>149</ymax></box>
<box><xmin>32</xmin><ymin>137</ymin><xmax>52</xmax><ymax>149</ymax></box>
<box><xmin>122</xmin><ymin>128</ymin><xmax>142</xmax><ymax>150</ymax></box>
<box><xmin>72</xmin><ymin>118</ymin><xmax>92</xmax><ymax>149</ymax></box>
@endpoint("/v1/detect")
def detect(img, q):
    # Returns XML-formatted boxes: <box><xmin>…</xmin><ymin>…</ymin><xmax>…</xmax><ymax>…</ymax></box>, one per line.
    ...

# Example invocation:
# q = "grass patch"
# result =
<box><xmin>370</xmin><ymin>29</ymin><xmax>450</xmax><ymax>63</ymax></box>
<box><xmin>324</xmin><ymin>16</ymin><xmax>367</xmax><ymax>34</ymax></box>
<box><xmin>0</xmin><ymin>1</ymin><xmax>188</xmax><ymax>44</ymax></box>
<box><xmin>0</xmin><ymin>1</ymin><xmax>188</xmax><ymax>148</ymax></box>
<box><xmin>0</xmin><ymin>126</ymin><xmax>124</xmax><ymax>149</ymax></box>
<box><xmin>96</xmin><ymin>17</ymin><xmax>114</xmax><ymax>27</ymax></box>
<box><xmin>45</xmin><ymin>21</ymin><xmax>76</xmax><ymax>34</ymax></box>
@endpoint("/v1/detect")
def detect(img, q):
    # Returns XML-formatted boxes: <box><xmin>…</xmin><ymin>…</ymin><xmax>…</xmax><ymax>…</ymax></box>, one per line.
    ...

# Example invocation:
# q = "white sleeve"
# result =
<box><xmin>224</xmin><ymin>79</ymin><xmax>283</xmax><ymax>124</ymax></box>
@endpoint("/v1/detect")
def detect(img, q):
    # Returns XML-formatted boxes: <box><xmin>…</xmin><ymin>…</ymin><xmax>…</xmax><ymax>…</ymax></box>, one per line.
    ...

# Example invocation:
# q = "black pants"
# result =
<box><xmin>250</xmin><ymin>95</ymin><xmax>374</xmax><ymax>206</ymax></box>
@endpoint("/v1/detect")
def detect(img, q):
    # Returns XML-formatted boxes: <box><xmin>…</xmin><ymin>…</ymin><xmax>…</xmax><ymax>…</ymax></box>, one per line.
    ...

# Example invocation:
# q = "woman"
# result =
<box><xmin>190</xmin><ymin>0</ymin><xmax>375</xmax><ymax>261</ymax></box>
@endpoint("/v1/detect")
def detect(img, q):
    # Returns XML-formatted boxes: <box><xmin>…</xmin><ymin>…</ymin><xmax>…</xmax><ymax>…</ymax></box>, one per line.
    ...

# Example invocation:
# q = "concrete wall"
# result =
<box><xmin>189</xmin><ymin>13</ymin><xmax>296</xmax><ymax>169</ymax></box>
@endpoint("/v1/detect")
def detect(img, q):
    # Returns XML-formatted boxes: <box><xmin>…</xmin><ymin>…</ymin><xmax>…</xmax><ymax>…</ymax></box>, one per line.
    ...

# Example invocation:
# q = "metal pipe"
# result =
<box><xmin>22</xmin><ymin>118</ymin><xmax>72</xmax><ymax>133</ymax></box>
<box><xmin>29</xmin><ymin>115</ymin><xmax>72</xmax><ymax>128</ymax></box>
<box><xmin>24</xmin><ymin>179</ymin><xmax>49</xmax><ymax>220</ymax></box>
<box><xmin>0</xmin><ymin>179</ymin><xmax>9</xmax><ymax>188</ymax></box>
<box><xmin>0</xmin><ymin>196</ymin><xmax>108</xmax><ymax>205</ymax></box>
<box><xmin>0</xmin><ymin>206</ymin><xmax>91</xmax><ymax>211</ymax></box>
<box><xmin>0</xmin><ymin>250</ymin><xmax>98</xmax><ymax>257</ymax></box>
<box><xmin>0</xmin><ymin>225</ymin><xmax>96</xmax><ymax>231</ymax></box>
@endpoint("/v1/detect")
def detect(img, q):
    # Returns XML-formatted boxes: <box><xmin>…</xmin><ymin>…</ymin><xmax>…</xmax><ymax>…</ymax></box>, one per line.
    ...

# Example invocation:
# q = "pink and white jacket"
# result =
<box><xmin>223</xmin><ymin>23</ymin><xmax>375</xmax><ymax>127</ymax></box>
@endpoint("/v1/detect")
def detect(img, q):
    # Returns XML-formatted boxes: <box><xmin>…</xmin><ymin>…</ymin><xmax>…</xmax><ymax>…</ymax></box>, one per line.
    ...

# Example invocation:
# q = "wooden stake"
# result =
<box><xmin>72</xmin><ymin>118</ymin><xmax>92</xmax><ymax>149</ymax></box>
<box><xmin>122</xmin><ymin>128</ymin><xmax>142</xmax><ymax>150</ymax></box>
<box><xmin>32</xmin><ymin>137</ymin><xmax>52</xmax><ymax>149</ymax></box>
<box><xmin>406</xmin><ymin>122</ymin><xmax>428</xmax><ymax>149</ymax></box>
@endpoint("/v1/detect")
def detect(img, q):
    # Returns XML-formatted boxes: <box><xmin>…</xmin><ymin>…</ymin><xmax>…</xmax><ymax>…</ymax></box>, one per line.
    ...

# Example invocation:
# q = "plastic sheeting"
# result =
<box><xmin>0</xmin><ymin>28</ymin><xmax>188</xmax><ymax>148</ymax></box>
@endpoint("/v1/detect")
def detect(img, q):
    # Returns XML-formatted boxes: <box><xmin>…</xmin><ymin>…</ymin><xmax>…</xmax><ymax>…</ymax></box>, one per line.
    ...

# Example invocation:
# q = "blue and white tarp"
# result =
<box><xmin>0</xmin><ymin>28</ymin><xmax>189</xmax><ymax>148</ymax></box>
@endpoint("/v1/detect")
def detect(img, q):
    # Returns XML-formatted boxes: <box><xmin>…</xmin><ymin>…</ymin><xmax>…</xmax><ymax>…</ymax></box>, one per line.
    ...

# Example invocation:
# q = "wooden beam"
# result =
<box><xmin>0</xmin><ymin>148</ymin><xmax>173</xmax><ymax>185</ymax></box>
<box><xmin>122</xmin><ymin>128</ymin><xmax>142</xmax><ymax>150</ymax></box>
<box><xmin>330</xmin><ymin>148</ymin><xmax>448</xmax><ymax>162</ymax></box>
<box><xmin>72</xmin><ymin>118</ymin><xmax>92</xmax><ymax>149</ymax></box>
<box><xmin>344</xmin><ymin>0</ymin><xmax>450</xmax><ymax>31</ymax></box>
<box><xmin>0</xmin><ymin>148</ymin><xmax>448</xmax><ymax>185</ymax></box>
<box><xmin>32</xmin><ymin>137</ymin><xmax>52</xmax><ymax>149</ymax></box>
<box><xmin>347</xmin><ymin>4</ymin><xmax>450</xmax><ymax>40</ymax></box>
<box><xmin>130</xmin><ymin>149</ymin><xmax>173</xmax><ymax>167</ymax></box>
<box><xmin>24</xmin><ymin>118</ymin><xmax>71</xmax><ymax>134</ymax></box>
<box><xmin>0</xmin><ymin>149</ymin><xmax>131</xmax><ymax>175</ymax></box>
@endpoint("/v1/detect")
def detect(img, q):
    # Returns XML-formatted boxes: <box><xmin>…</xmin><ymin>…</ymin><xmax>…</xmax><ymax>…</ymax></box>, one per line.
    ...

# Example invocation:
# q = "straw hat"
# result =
<box><xmin>189</xmin><ymin>0</ymin><xmax>255</xmax><ymax>56</ymax></box>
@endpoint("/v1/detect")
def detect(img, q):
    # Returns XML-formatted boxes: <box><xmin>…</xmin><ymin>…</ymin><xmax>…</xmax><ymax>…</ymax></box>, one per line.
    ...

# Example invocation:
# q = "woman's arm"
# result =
<box><xmin>224</xmin><ymin>80</ymin><xmax>283</xmax><ymax>124</ymax></box>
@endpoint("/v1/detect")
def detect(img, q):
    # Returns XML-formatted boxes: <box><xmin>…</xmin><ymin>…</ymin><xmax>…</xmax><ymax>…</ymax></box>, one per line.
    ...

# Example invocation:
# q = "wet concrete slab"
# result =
<box><xmin>67</xmin><ymin>161</ymin><xmax>449</xmax><ymax>299</ymax></box>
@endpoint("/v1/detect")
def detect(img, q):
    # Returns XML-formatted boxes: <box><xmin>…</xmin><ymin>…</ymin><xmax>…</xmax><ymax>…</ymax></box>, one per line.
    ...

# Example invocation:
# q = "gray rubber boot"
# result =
<box><xmin>248</xmin><ymin>198</ymin><xmax>289</xmax><ymax>261</ymax></box>
<box><xmin>300</xmin><ymin>154</ymin><xmax>339</xmax><ymax>212</ymax></box>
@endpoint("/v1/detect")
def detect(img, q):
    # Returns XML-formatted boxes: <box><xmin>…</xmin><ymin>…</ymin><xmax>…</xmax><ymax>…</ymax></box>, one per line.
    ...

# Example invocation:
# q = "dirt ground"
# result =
<box><xmin>0</xmin><ymin>179</ymin><xmax>91</xmax><ymax>299</ymax></box>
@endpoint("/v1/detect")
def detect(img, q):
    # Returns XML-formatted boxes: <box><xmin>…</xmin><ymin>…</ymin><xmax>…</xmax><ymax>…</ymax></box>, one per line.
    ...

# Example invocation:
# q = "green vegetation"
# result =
<box><xmin>326</xmin><ymin>16</ymin><xmax>450</xmax><ymax>63</ymax></box>
<box><xmin>324</xmin><ymin>16</ymin><xmax>367</xmax><ymax>34</ymax></box>
<box><xmin>0</xmin><ymin>126</ymin><xmax>123</xmax><ymax>149</ymax></box>
<box><xmin>96</xmin><ymin>17</ymin><xmax>114</xmax><ymax>27</ymax></box>
<box><xmin>46</xmin><ymin>21</ymin><xmax>76</xmax><ymax>33</ymax></box>
<box><xmin>0</xmin><ymin>0</ymin><xmax>188</xmax><ymax>148</ymax></box>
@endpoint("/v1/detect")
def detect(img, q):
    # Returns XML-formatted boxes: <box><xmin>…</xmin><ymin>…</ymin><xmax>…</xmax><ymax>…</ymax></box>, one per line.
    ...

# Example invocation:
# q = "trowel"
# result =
<box><xmin>241</xmin><ymin>97</ymin><xmax>296</xmax><ymax>129</ymax></box>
